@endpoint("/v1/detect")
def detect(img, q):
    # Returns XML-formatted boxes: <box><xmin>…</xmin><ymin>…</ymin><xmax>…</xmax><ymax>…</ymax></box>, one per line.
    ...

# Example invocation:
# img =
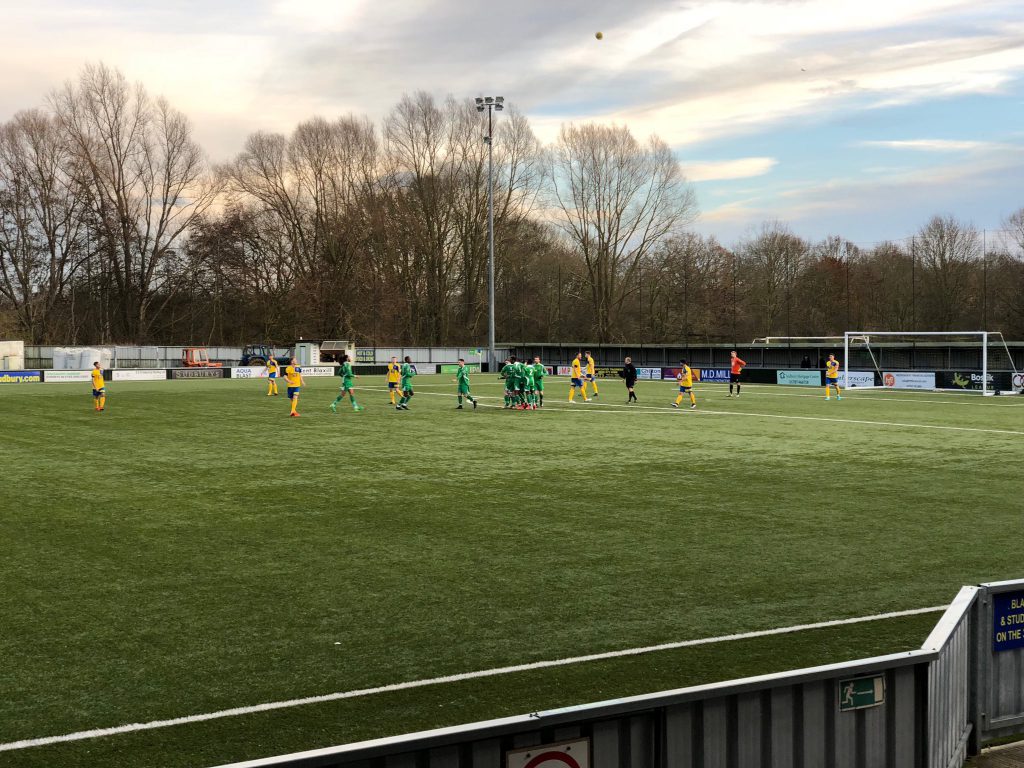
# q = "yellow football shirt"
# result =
<box><xmin>387</xmin><ymin>363</ymin><xmax>401</xmax><ymax>383</ymax></box>
<box><xmin>677</xmin><ymin>365</ymin><xmax>693</xmax><ymax>388</ymax></box>
<box><xmin>586</xmin><ymin>355</ymin><xmax>596</xmax><ymax>375</ymax></box>
<box><xmin>826</xmin><ymin>360</ymin><xmax>839</xmax><ymax>380</ymax></box>
<box><xmin>91</xmin><ymin>368</ymin><xmax>104</xmax><ymax>390</ymax></box>
<box><xmin>571</xmin><ymin>358</ymin><xmax>582</xmax><ymax>378</ymax></box>
<box><xmin>284</xmin><ymin>365</ymin><xmax>302</xmax><ymax>387</ymax></box>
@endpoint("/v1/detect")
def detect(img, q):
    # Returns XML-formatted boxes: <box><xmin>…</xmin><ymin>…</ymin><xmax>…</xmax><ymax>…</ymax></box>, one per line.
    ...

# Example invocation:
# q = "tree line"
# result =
<box><xmin>2</xmin><ymin>63</ymin><xmax>1023</xmax><ymax>347</ymax></box>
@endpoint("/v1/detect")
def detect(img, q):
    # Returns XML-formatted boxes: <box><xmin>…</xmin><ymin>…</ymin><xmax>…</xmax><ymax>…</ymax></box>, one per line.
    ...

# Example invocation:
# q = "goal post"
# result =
<box><xmin>842</xmin><ymin>331</ymin><xmax>1018</xmax><ymax>396</ymax></box>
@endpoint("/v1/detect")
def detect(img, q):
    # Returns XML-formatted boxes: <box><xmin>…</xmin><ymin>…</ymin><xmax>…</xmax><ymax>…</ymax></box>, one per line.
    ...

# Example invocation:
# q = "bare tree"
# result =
<box><xmin>737</xmin><ymin>222</ymin><xmax>807</xmax><ymax>336</ymax></box>
<box><xmin>549</xmin><ymin>123</ymin><xmax>696</xmax><ymax>342</ymax></box>
<box><xmin>915</xmin><ymin>215</ymin><xmax>980</xmax><ymax>330</ymax></box>
<box><xmin>52</xmin><ymin>63</ymin><xmax>217</xmax><ymax>341</ymax></box>
<box><xmin>0</xmin><ymin>109</ymin><xmax>86</xmax><ymax>342</ymax></box>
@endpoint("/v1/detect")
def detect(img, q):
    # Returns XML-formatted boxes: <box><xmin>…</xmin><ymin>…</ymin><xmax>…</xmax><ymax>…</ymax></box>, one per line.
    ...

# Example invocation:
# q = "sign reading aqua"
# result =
<box><xmin>0</xmin><ymin>370</ymin><xmax>42</xmax><ymax>384</ymax></box>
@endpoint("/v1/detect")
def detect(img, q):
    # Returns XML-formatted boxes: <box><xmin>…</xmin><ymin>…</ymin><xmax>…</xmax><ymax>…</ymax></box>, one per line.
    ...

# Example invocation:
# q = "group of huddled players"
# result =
<box><xmin>498</xmin><ymin>356</ymin><xmax>547</xmax><ymax>409</ymax></box>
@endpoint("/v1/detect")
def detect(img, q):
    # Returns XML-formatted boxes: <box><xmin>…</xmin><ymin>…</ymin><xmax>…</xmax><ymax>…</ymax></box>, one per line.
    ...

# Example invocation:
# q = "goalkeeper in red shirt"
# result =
<box><xmin>728</xmin><ymin>351</ymin><xmax>746</xmax><ymax>397</ymax></box>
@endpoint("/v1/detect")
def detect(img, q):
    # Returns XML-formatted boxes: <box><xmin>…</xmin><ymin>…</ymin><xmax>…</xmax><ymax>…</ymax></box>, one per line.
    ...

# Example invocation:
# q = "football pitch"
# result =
<box><xmin>1</xmin><ymin>374</ymin><xmax>1022</xmax><ymax>767</ymax></box>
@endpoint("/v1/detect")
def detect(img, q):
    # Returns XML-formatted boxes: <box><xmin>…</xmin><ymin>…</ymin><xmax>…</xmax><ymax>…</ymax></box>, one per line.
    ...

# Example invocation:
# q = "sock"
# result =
<box><xmin>729</xmin><ymin>384</ymin><xmax>733</xmax><ymax>394</ymax></box>
<box><xmin>350</xmin><ymin>395</ymin><xmax>359</xmax><ymax>408</ymax></box>
<box><xmin>100</xmin><ymin>396</ymin><xmax>106</xmax><ymax>409</ymax></box>
<box><xmin>736</xmin><ymin>384</ymin><xmax>741</xmax><ymax>394</ymax></box>
<box><xmin>290</xmin><ymin>399</ymin><xmax>297</xmax><ymax>414</ymax></box>
<box><xmin>458</xmin><ymin>395</ymin><xmax>463</xmax><ymax>405</ymax></box>
<box><xmin>675</xmin><ymin>394</ymin><xmax>684</xmax><ymax>405</ymax></box>
<box><xmin>332</xmin><ymin>394</ymin><xmax>344</xmax><ymax>405</ymax></box>
<box><xmin>592</xmin><ymin>382</ymin><xmax>599</xmax><ymax>395</ymax></box>
<box><xmin>569</xmin><ymin>389</ymin><xmax>575</xmax><ymax>401</ymax></box>
<box><xmin>824</xmin><ymin>386</ymin><xmax>831</xmax><ymax>397</ymax></box>
<box><xmin>581</xmin><ymin>382</ymin><xmax>589</xmax><ymax>398</ymax></box>
<box><xmin>834</xmin><ymin>386</ymin><xmax>841</xmax><ymax>397</ymax></box>
<box><xmin>390</xmin><ymin>390</ymin><xmax>396</xmax><ymax>404</ymax></box>
<box><xmin>690</xmin><ymin>393</ymin><xmax>696</xmax><ymax>406</ymax></box>
<box><xmin>539</xmin><ymin>393</ymin><xmax>544</xmax><ymax>406</ymax></box>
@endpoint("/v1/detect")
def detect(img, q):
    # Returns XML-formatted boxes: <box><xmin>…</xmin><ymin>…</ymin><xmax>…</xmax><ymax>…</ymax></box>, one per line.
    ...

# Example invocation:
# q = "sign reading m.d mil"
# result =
<box><xmin>838</xmin><ymin>675</ymin><xmax>885</xmax><ymax>711</ymax></box>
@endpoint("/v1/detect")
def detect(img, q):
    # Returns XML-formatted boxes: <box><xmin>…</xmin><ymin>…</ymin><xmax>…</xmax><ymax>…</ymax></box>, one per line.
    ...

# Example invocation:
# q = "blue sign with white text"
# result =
<box><xmin>0</xmin><ymin>370</ymin><xmax>42</xmax><ymax>384</ymax></box>
<box><xmin>993</xmin><ymin>591</ymin><xmax>1024</xmax><ymax>652</ymax></box>
<box><xmin>698</xmin><ymin>368</ymin><xmax>732</xmax><ymax>382</ymax></box>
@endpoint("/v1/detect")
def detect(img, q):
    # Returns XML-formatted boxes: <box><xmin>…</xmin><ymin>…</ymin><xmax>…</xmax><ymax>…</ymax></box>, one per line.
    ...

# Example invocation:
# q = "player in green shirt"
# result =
<box><xmin>522</xmin><ymin>362</ymin><xmax>537</xmax><ymax>409</ymax></box>
<box><xmin>453</xmin><ymin>358</ymin><xmax>478</xmax><ymax>409</ymax></box>
<box><xmin>329</xmin><ymin>355</ymin><xmax>363</xmax><ymax>412</ymax></box>
<box><xmin>532</xmin><ymin>357</ymin><xmax>546</xmax><ymax>408</ymax></box>
<box><xmin>396</xmin><ymin>356</ymin><xmax>416</xmax><ymax>410</ymax></box>
<box><xmin>500</xmin><ymin>358</ymin><xmax>515</xmax><ymax>408</ymax></box>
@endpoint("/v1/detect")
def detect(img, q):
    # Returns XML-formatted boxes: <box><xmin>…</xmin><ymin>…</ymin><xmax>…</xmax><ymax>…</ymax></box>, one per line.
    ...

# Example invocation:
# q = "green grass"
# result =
<box><xmin>1</xmin><ymin>375</ymin><xmax>1021</xmax><ymax>767</ymax></box>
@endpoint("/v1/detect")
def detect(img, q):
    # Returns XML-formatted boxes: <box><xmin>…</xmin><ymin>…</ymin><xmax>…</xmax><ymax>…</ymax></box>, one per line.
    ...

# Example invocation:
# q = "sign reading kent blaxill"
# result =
<box><xmin>993</xmin><ymin>591</ymin><xmax>1024</xmax><ymax>652</ymax></box>
<box><xmin>839</xmin><ymin>675</ymin><xmax>885</xmax><ymax>711</ymax></box>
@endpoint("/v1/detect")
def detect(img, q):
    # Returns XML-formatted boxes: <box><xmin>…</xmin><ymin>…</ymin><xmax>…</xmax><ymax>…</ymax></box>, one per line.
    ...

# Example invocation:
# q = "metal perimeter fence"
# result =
<box><xmin>211</xmin><ymin>579</ymin><xmax>1024</xmax><ymax>768</ymax></box>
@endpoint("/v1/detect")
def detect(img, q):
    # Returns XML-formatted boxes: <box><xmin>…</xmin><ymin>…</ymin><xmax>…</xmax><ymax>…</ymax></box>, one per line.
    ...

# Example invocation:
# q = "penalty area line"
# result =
<box><xmin>0</xmin><ymin>605</ymin><xmax>945</xmax><ymax>753</ymax></box>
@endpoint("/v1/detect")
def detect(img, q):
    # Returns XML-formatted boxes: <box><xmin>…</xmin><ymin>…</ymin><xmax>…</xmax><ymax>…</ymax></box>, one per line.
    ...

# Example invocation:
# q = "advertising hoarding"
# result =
<box><xmin>111</xmin><ymin>369</ymin><xmax>167</xmax><ymax>382</ymax></box>
<box><xmin>883</xmin><ymin>372</ymin><xmax>935</xmax><ymax>390</ymax></box>
<box><xmin>777</xmin><ymin>370</ymin><xmax>823</xmax><ymax>386</ymax></box>
<box><xmin>43</xmin><ymin>370</ymin><xmax>93</xmax><ymax>383</ymax></box>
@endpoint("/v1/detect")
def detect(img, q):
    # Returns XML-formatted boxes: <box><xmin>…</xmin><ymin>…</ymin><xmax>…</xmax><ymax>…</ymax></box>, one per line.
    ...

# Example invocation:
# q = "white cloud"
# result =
<box><xmin>860</xmin><ymin>139</ymin><xmax>988</xmax><ymax>151</ymax></box>
<box><xmin>684</xmin><ymin>157</ymin><xmax>777</xmax><ymax>182</ymax></box>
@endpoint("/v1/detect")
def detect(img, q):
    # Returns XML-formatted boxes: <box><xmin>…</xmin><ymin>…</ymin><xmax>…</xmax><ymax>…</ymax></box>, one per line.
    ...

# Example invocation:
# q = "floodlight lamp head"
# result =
<box><xmin>495</xmin><ymin>96</ymin><xmax>504</xmax><ymax>104</ymax></box>
<box><xmin>485</xmin><ymin>96</ymin><xmax>494</xmax><ymax>104</ymax></box>
<box><xmin>495</xmin><ymin>103</ymin><xmax>504</xmax><ymax>111</ymax></box>
<box><xmin>474</xmin><ymin>97</ymin><xmax>483</xmax><ymax>105</ymax></box>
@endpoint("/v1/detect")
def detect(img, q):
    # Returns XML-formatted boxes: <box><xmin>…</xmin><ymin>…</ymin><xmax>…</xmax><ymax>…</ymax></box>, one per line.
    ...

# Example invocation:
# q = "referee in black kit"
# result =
<box><xmin>619</xmin><ymin>356</ymin><xmax>638</xmax><ymax>403</ymax></box>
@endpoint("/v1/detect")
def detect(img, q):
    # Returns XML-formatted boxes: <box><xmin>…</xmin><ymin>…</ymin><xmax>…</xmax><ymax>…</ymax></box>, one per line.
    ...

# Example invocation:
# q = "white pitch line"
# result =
<box><xmin>0</xmin><ymin>605</ymin><xmax>946</xmax><ymax>753</ymax></box>
<box><xmin>364</xmin><ymin>387</ymin><xmax>1024</xmax><ymax>435</ymax></box>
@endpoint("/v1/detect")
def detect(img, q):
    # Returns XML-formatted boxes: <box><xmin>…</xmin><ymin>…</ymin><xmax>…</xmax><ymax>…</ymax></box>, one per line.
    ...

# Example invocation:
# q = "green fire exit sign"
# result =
<box><xmin>838</xmin><ymin>675</ymin><xmax>885</xmax><ymax>711</ymax></box>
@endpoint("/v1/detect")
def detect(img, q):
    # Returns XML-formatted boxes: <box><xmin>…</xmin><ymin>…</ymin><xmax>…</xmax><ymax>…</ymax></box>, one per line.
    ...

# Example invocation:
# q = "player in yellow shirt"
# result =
<box><xmin>581</xmin><ymin>351</ymin><xmax>599</xmax><ymax>399</ymax></box>
<box><xmin>672</xmin><ymin>359</ymin><xmax>697</xmax><ymax>409</ymax></box>
<box><xmin>91</xmin><ymin>361</ymin><xmax>106</xmax><ymax>412</ymax></box>
<box><xmin>568</xmin><ymin>353</ymin><xmax>588</xmax><ymax>402</ymax></box>
<box><xmin>266</xmin><ymin>358</ymin><xmax>279</xmax><ymax>396</ymax></box>
<box><xmin>283</xmin><ymin>358</ymin><xmax>305</xmax><ymax>417</ymax></box>
<box><xmin>824</xmin><ymin>353</ymin><xmax>842</xmax><ymax>400</ymax></box>
<box><xmin>386</xmin><ymin>356</ymin><xmax>403</xmax><ymax>405</ymax></box>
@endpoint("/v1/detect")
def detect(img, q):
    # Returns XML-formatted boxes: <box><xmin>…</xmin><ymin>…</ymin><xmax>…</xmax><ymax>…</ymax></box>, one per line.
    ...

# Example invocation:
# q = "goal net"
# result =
<box><xmin>842</xmin><ymin>332</ymin><xmax>1021</xmax><ymax>396</ymax></box>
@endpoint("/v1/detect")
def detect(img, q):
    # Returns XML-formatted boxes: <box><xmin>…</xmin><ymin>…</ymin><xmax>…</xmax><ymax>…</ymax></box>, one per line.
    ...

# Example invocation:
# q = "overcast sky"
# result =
<box><xmin>1</xmin><ymin>0</ymin><xmax>1023</xmax><ymax>245</ymax></box>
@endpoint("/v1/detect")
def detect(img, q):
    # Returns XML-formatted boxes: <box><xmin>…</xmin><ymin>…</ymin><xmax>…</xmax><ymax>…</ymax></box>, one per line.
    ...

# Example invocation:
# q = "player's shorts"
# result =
<box><xmin>826</xmin><ymin>377</ymin><xmax>839</xmax><ymax>386</ymax></box>
<box><xmin>92</xmin><ymin>388</ymin><xmax>105</xmax><ymax>397</ymax></box>
<box><xmin>340</xmin><ymin>380</ymin><xmax>354</xmax><ymax>391</ymax></box>
<box><xmin>388</xmin><ymin>381</ymin><xmax>399</xmax><ymax>389</ymax></box>
<box><xmin>268</xmin><ymin>372</ymin><xmax>277</xmax><ymax>379</ymax></box>
<box><xmin>402</xmin><ymin>385</ymin><xmax>414</xmax><ymax>394</ymax></box>
<box><xmin>571</xmin><ymin>377</ymin><xmax>582</xmax><ymax>387</ymax></box>
<box><xmin>585</xmin><ymin>373</ymin><xmax>595</xmax><ymax>381</ymax></box>
<box><xmin>458</xmin><ymin>385</ymin><xmax>471</xmax><ymax>395</ymax></box>
<box><xmin>287</xmin><ymin>386</ymin><xmax>300</xmax><ymax>399</ymax></box>
<box><xmin>535</xmin><ymin>381</ymin><xmax>544</xmax><ymax>392</ymax></box>
<box><xmin>678</xmin><ymin>385</ymin><xmax>692</xmax><ymax>393</ymax></box>
<box><xmin>730</xmin><ymin>373</ymin><xmax>741</xmax><ymax>383</ymax></box>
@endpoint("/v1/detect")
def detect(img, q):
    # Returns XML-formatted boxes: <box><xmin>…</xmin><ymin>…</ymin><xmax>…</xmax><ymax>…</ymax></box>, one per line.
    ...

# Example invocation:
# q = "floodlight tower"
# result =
<box><xmin>475</xmin><ymin>95</ymin><xmax>503</xmax><ymax>372</ymax></box>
